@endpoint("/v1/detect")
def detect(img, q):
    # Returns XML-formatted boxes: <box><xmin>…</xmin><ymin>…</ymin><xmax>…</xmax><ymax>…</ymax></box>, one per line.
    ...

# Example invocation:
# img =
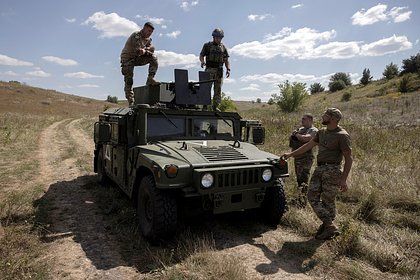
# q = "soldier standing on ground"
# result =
<box><xmin>282</xmin><ymin>108</ymin><xmax>353</xmax><ymax>240</ymax></box>
<box><xmin>120</xmin><ymin>22</ymin><xmax>159</xmax><ymax>106</ymax></box>
<box><xmin>289</xmin><ymin>114</ymin><xmax>318</xmax><ymax>206</ymax></box>
<box><xmin>199</xmin><ymin>28</ymin><xmax>230</xmax><ymax>110</ymax></box>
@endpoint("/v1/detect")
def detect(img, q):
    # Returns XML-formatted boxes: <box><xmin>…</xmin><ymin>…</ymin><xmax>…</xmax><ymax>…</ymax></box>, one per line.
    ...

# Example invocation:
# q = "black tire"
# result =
<box><xmin>96</xmin><ymin>147</ymin><xmax>109</xmax><ymax>184</ymax></box>
<box><xmin>260</xmin><ymin>178</ymin><xmax>287</xmax><ymax>225</ymax></box>
<box><xmin>137</xmin><ymin>175</ymin><xmax>177</xmax><ymax>239</ymax></box>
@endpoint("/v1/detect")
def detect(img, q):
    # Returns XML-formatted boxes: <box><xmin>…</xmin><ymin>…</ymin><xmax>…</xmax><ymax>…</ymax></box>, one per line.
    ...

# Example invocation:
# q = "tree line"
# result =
<box><xmin>268</xmin><ymin>52</ymin><xmax>420</xmax><ymax>112</ymax></box>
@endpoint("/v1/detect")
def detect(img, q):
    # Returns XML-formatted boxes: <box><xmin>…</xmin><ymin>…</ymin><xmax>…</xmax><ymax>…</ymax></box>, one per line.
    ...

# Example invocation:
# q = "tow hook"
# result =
<box><xmin>256</xmin><ymin>192</ymin><xmax>265</xmax><ymax>202</ymax></box>
<box><xmin>213</xmin><ymin>194</ymin><xmax>224</xmax><ymax>208</ymax></box>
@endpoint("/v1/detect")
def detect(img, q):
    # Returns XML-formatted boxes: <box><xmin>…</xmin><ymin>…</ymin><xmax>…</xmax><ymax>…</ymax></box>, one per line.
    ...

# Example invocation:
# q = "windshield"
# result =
<box><xmin>147</xmin><ymin>114</ymin><xmax>235</xmax><ymax>140</ymax></box>
<box><xmin>193</xmin><ymin>118</ymin><xmax>233</xmax><ymax>138</ymax></box>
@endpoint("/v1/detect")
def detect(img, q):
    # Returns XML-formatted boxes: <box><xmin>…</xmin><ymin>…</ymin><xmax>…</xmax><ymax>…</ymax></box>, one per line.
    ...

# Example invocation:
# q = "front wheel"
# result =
<box><xmin>259</xmin><ymin>178</ymin><xmax>287</xmax><ymax>225</ymax></box>
<box><xmin>137</xmin><ymin>175</ymin><xmax>177</xmax><ymax>239</ymax></box>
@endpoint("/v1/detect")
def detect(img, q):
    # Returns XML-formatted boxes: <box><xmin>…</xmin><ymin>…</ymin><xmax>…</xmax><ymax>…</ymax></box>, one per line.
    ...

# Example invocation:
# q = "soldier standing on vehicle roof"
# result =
<box><xmin>199</xmin><ymin>28</ymin><xmax>230</xmax><ymax>111</ymax></box>
<box><xmin>120</xmin><ymin>21</ymin><xmax>159</xmax><ymax>106</ymax></box>
<box><xmin>282</xmin><ymin>108</ymin><xmax>353</xmax><ymax>240</ymax></box>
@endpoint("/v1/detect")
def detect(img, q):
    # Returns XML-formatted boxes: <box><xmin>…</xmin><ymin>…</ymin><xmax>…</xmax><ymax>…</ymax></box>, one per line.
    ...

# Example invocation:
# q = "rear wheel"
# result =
<box><xmin>260</xmin><ymin>178</ymin><xmax>287</xmax><ymax>225</ymax></box>
<box><xmin>96</xmin><ymin>147</ymin><xmax>108</xmax><ymax>184</ymax></box>
<box><xmin>137</xmin><ymin>175</ymin><xmax>177</xmax><ymax>239</ymax></box>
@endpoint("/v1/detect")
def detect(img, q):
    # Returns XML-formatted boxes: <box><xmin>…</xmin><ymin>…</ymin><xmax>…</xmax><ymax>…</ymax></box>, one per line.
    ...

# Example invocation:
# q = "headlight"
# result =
<box><xmin>262</xmin><ymin>168</ymin><xmax>272</xmax><ymax>182</ymax></box>
<box><xmin>201</xmin><ymin>173</ymin><xmax>214</xmax><ymax>188</ymax></box>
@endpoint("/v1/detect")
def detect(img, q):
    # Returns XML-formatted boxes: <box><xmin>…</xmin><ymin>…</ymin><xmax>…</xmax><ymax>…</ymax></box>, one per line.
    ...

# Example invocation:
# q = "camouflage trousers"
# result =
<box><xmin>307</xmin><ymin>164</ymin><xmax>342</xmax><ymax>224</ymax></box>
<box><xmin>294</xmin><ymin>156</ymin><xmax>314</xmax><ymax>187</ymax></box>
<box><xmin>205</xmin><ymin>67</ymin><xmax>223</xmax><ymax>106</ymax></box>
<box><xmin>121</xmin><ymin>54</ymin><xmax>158</xmax><ymax>102</ymax></box>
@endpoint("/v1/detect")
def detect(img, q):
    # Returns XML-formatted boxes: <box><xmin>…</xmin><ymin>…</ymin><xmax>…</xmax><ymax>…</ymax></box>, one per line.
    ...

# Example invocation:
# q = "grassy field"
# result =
<box><xmin>1</xmin><ymin>77</ymin><xmax>419</xmax><ymax>279</ymax></box>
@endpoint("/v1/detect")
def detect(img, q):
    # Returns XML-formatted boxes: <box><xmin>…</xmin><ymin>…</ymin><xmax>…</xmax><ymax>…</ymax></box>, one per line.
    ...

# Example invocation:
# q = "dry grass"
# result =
<box><xmin>238</xmin><ymin>76</ymin><xmax>420</xmax><ymax>279</ymax></box>
<box><xmin>1</xmin><ymin>77</ymin><xmax>419</xmax><ymax>279</ymax></box>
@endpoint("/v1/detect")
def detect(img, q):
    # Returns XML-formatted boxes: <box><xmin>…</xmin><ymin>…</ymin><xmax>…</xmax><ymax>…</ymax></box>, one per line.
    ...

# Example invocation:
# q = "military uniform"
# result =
<box><xmin>307</xmin><ymin>126</ymin><xmax>351</xmax><ymax>226</ymax></box>
<box><xmin>199</xmin><ymin>41</ymin><xmax>229</xmax><ymax>107</ymax></box>
<box><xmin>120</xmin><ymin>31</ymin><xmax>158</xmax><ymax>104</ymax></box>
<box><xmin>290</xmin><ymin>126</ymin><xmax>318</xmax><ymax>188</ymax></box>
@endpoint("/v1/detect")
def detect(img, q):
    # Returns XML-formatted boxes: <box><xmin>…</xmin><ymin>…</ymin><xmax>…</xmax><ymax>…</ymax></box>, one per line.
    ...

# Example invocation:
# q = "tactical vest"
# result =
<box><xmin>204</xmin><ymin>42</ymin><xmax>226</xmax><ymax>68</ymax></box>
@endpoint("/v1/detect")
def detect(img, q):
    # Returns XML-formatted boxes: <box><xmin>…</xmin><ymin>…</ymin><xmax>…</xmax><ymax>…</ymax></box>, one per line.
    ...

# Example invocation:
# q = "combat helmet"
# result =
<box><xmin>212</xmin><ymin>28</ymin><xmax>224</xmax><ymax>38</ymax></box>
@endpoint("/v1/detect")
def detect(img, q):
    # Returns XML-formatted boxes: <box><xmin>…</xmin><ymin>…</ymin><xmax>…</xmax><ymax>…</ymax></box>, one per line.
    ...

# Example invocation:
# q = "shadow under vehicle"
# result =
<box><xmin>94</xmin><ymin>69</ymin><xmax>289</xmax><ymax>240</ymax></box>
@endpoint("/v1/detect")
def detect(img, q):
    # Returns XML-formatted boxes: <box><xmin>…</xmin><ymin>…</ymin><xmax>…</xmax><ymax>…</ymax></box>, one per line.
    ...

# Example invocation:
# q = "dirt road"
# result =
<box><xmin>35</xmin><ymin>119</ymin><xmax>320</xmax><ymax>279</ymax></box>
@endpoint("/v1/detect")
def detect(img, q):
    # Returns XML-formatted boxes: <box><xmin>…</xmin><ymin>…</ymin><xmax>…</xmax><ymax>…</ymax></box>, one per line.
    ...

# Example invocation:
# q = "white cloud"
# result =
<box><xmin>135</xmin><ymin>15</ymin><xmax>168</xmax><ymax>26</ymax></box>
<box><xmin>156</xmin><ymin>50</ymin><xmax>198</xmax><ymax>67</ymax></box>
<box><xmin>0</xmin><ymin>54</ymin><xmax>33</xmax><ymax>66</ymax></box>
<box><xmin>166</xmin><ymin>30</ymin><xmax>181</xmax><ymax>39</ymax></box>
<box><xmin>42</xmin><ymin>56</ymin><xmax>78</xmax><ymax>66</ymax></box>
<box><xmin>64</xmin><ymin>72</ymin><xmax>104</xmax><ymax>79</ymax></box>
<box><xmin>231</xmin><ymin>27</ymin><xmax>336</xmax><ymax>60</ymax></box>
<box><xmin>240</xmin><ymin>73</ymin><xmax>318</xmax><ymax>84</ymax></box>
<box><xmin>240</xmin><ymin>83</ymin><xmax>260</xmax><ymax>91</ymax></box>
<box><xmin>361</xmin><ymin>35</ymin><xmax>412</xmax><ymax>56</ymax></box>
<box><xmin>248</xmin><ymin>14</ymin><xmax>272</xmax><ymax>22</ymax></box>
<box><xmin>0</xmin><ymin>70</ymin><xmax>18</xmax><ymax>76</ymax></box>
<box><xmin>351</xmin><ymin>4</ymin><xmax>412</xmax><ymax>26</ymax></box>
<box><xmin>65</xmin><ymin>18</ymin><xmax>76</xmax><ymax>23</ymax></box>
<box><xmin>78</xmin><ymin>84</ymin><xmax>100</xmax><ymax>88</ymax></box>
<box><xmin>83</xmin><ymin>11</ymin><xmax>139</xmax><ymax>38</ymax></box>
<box><xmin>291</xmin><ymin>4</ymin><xmax>303</xmax><ymax>9</ymax></box>
<box><xmin>26</xmin><ymin>70</ymin><xmax>51</xmax><ymax>77</ymax></box>
<box><xmin>231</xmin><ymin>28</ymin><xmax>412</xmax><ymax>60</ymax></box>
<box><xmin>388</xmin><ymin>7</ymin><xmax>412</xmax><ymax>23</ymax></box>
<box><xmin>180</xmin><ymin>1</ymin><xmax>199</xmax><ymax>11</ymax></box>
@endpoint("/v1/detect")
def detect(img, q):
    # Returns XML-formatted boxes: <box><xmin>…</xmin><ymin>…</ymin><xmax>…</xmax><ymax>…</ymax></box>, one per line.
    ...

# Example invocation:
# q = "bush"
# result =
<box><xmin>106</xmin><ymin>95</ymin><xmax>118</xmax><ymax>104</ymax></box>
<box><xmin>310</xmin><ymin>82</ymin><xmax>325</xmax><ymax>94</ymax></box>
<box><xmin>398</xmin><ymin>75</ymin><xmax>410</xmax><ymax>93</ymax></box>
<box><xmin>218</xmin><ymin>92</ymin><xmax>236</xmax><ymax>112</ymax></box>
<box><xmin>360</xmin><ymin>68</ymin><xmax>373</xmax><ymax>86</ymax></box>
<box><xmin>329</xmin><ymin>80</ymin><xmax>346</xmax><ymax>92</ymax></box>
<box><xmin>341</xmin><ymin>91</ymin><xmax>353</xmax><ymax>102</ymax></box>
<box><xmin>271</xmin><ymin>80</ymin><xmax>308</xmax><ymax>112</ymax></box>
<box><xmin>383</xmin><ymin>63</ymin><xmax>399</xmax><ymax>80</ymax></box>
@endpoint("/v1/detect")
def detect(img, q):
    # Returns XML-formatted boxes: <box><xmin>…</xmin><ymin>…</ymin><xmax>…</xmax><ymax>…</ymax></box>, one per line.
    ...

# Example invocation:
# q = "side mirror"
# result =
<box><xmin>251</xmin><ymin>126</ymin><xmax>265</xmax><ymax>144</ymax></box>
<box><xmin>94</xmin><ymin>122</ymin><xmax>111</xmax><ymax>144</ymax></box>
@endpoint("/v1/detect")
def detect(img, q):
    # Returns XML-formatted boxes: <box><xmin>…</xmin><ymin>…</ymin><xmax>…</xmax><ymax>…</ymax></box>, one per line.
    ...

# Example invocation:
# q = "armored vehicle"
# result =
<box><xmin>94</xmin><ymin>69</ymin><xmax>288</xmax><ymax>239</ymax></box>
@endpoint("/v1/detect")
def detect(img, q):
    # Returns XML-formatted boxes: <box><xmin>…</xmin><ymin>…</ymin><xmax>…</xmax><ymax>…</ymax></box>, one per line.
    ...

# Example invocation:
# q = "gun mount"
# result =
<box><xmin>134</xmin><ymin>69</ymin><xmax>214</xmax><ymax>106</ymax></box>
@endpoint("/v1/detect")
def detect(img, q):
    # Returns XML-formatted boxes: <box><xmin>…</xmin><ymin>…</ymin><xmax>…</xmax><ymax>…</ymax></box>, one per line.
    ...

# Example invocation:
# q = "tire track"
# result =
<box><xmin>36</xmin><ymin>119</ymin><xmax>139</xmax><ymax>280</ymax></box>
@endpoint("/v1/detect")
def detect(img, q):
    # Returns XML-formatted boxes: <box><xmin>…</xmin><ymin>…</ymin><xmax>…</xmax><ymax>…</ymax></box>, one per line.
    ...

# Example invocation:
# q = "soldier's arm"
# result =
<box><xmin>283</xmin><ymin>139</ymin><xmax>317</xmax><ymax>159</ymax></box>
<box><xmin>340</xmin><ymin>149</ymin><xmax>353</xmax><ymax>192</ymax></box>
<box><xmin>295</xmin><ymin>133</ymin><xmax>312</xmax><ymax>143</ymax></box>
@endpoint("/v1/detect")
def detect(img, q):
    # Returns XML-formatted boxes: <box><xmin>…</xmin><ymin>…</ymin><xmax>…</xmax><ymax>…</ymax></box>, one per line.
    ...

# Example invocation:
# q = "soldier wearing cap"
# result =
<box><xmin>282</xmin><ymin>108</ymin><xmax>353</xmax><ymax>240</ymax></box>
<box><xmin>199</xmin><ymin>28</ymin><xmax>231</xmax><ymax>110</ymax></box>
<box><xmin>121</xmin><ymin>21</ymin><xmax>159</xmax><ymax>106</ymax></box>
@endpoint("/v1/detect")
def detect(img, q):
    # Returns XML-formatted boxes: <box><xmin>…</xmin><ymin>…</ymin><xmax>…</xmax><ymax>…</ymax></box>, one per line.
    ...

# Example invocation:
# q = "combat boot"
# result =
<box><xmin>316</xmin><ymin>223</ymin><xmax>340</xmax><ymax>240</ymax></box>
<box><xmin>146</xmin><ymin>76</ymin><xmax>160</xmax><ymax>86</ymax></box>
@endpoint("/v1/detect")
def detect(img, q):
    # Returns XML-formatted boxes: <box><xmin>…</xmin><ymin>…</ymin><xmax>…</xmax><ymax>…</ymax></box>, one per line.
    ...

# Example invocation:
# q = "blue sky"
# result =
<box><xmin>1</xmin><ymin>0</ymin><xmax>419</xmax><ymax>101</ymax></box>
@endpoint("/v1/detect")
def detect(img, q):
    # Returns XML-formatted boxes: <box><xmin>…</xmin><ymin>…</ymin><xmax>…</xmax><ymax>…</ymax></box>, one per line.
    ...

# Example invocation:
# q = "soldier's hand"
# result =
<box><xmin>282</xmin><ymin>152</ymin><xmax>291</xmax><ymax>160</ymax></box>
<box><xmin>201</xmin><ymin>62</ymin><xmax>206</xmax><ymax>68</ymax></box>
<box><xmin>139</xmin><ymin>48</ymin><xmax>146</xmax><ymax>55</ymax></box>
<box><xmin>226</xmin><ymin>69</ymin><xmax>230</xmax><ymax>78</ymax></box>
<box><xmin>339</xmin><ymin>179</ymin><xmax>348</xmax><ymax>192</ymax></box>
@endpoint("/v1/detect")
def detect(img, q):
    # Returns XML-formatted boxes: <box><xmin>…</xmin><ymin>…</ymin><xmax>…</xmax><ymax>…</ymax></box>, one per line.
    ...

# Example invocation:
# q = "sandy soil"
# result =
<box><xmin>36</xmin><ymin>119</ymin><xmax>320</xmax><ymax>280</ymax></box>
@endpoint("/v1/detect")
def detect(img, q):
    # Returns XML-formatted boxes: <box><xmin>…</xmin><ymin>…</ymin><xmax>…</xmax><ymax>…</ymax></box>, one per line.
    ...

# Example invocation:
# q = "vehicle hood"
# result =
<box><xmin>138</xmin><ymin>140</ymin><xmax>279</xmax><ymax>168</ymax></box>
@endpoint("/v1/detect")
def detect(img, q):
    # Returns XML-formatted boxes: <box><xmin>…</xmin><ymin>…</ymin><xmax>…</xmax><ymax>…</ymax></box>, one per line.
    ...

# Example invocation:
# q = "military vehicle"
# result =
<box><xmin>94</xmin><ymin>69</ymin><xmax>288</xmax><ymax>239</ymax></box>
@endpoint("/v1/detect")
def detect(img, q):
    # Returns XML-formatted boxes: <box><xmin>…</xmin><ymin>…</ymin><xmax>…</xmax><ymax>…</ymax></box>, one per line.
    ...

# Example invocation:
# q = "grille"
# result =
<box><xmin>195</xmin><ymin>146</ymin><xmax>248</xmax><ymax>162</ymax></box>
<box><xmin>216</xmin><ymin>168</ymin><xmax>261</xmax><ymax>188</ymax></box>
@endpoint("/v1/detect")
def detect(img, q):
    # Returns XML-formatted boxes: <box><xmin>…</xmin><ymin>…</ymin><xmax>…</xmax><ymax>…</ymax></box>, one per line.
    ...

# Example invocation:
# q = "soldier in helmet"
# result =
<box><xmin>282</xmin><ymin>108</ymin><xmax>353</xmax><ymax>240</ymax></box>
<box><xmin>120</xmin><ymin>22</ymin><xmax>159</xmax><ymax>106</ymax></box>
<box><xmin>199</xmin><ymin>28</ymin><xmax>231</xmax><ymax>110</ymax></box>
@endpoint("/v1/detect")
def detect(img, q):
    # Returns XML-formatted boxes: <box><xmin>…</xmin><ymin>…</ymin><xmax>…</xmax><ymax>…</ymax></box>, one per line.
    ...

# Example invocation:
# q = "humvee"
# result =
<box><xmin>94</xmin><ymin>69</ymin><xmax>288</xmax><ymax>239</ymax></box>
